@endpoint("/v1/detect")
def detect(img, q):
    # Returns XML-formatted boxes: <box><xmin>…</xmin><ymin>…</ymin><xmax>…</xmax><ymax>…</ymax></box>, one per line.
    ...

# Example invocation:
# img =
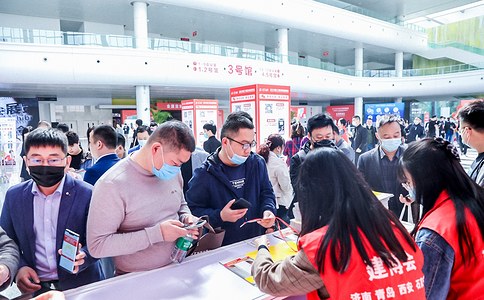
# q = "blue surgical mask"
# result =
<box><xmin>381</xmin><ymin>138</ymin><xmax>401</xmax><ymax>152</ymax></box>
<box><xmin>203</xmin><ymin>132</ymin><xmax>208</xmax><ymax>139</ymax></box>
<box><xmin>227</xmin><ymin>143</ymin><xmax>247</xmax><ymax>165</ymax></box>
<box><xmin>152</xmin><ymin>147</ymin><xmax>181</xmax><ymax>180</ymax></box>
<box><xmin>138</xmin><ymin>140</ymin><xmax>147</xmax><ymax>147</ymax></box>
<box><xmin>407</xmin><ymin>185</ymin><xmax>416</xmax><ymax>202</ymax></box>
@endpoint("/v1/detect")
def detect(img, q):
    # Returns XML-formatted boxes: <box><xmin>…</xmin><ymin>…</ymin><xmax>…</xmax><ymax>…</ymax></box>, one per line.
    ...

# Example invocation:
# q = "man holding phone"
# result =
<box><xmin>87</xmin><ymin>121</ymin><xmax>200</xmax><ymax>275</ymax></box>
<box><xmin>0</xmin><ymin>128</ymin><xmax>103</xmax><ymax>296</ymax></box>
<box><xmin>186</xmin><ymin>111</ymin><xmax>277</xmax><ymax>246</ymax></box>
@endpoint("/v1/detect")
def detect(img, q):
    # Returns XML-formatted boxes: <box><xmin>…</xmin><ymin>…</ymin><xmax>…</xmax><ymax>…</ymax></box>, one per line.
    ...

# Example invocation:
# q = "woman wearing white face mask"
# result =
<box><xmin>258</xmin><ymin>134</ymin><xmax>293</xmax><ymax>224</ymax></box>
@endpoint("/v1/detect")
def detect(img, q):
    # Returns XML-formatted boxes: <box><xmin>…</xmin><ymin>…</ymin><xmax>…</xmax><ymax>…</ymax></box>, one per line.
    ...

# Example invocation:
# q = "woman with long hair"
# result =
<box><xmin>284</xmin><ymin>122</ymin><xmax>305</xmax><ymax>166</ymax></box>
<box><xmin>251</xmin><ymin>148</ymin><xmax>425</xmax><ymax>299</ymax></box>
<box><xmin>258</xmin><ymin>134</ymin><xmax>292</xmax><ymax>223</ymax></box>
<box><xmin>399</xmin><ymin>137</ymin><xmax>484</xmax><ymax>299</ymax></box>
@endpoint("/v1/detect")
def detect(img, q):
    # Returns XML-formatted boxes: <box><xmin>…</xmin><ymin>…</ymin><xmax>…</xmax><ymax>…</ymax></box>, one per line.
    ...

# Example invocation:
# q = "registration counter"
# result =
<box><xmin>64</xmin><ymin>232</ymin><xmax>306</xmax><ymax>300</ymax></box>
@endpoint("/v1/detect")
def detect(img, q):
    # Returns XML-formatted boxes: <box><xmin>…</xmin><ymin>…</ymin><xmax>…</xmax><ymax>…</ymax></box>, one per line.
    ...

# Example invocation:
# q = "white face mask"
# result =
<box><xmin>138</xmin><ymin>140</ymin><xmax>148</xmax><ymax>147</ymax></box>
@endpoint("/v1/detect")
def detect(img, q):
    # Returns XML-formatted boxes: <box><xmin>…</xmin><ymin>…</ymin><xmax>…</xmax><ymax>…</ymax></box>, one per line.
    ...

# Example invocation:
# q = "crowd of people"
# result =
<box><xmin>0</xmin><ymin>100</ymin><xmax>482</xmax><ymax>299</ymax></box>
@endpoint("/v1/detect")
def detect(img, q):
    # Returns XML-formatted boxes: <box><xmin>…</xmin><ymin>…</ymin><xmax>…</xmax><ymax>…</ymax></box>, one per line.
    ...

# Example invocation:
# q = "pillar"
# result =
<box><xmin>354</xmin><ymin>47</ymin><xmax>364</xmax><ymax>117</ymax></box>
<box><xmin>132</xmin><ymin>2</ymin><xmax>150</xmax><ymax>125</ymax></box>
<box><xmin>132</xmin><ymin>1</ymin><xmax>149</xmax><ymax>49</ymax></box>
<box><xmin>276</xmin><ymin>28</ymin><xmax>289</xmax><ymax>64</ymax></box>
<box><xmin>136</xmin><ymin>85</ymin><xmax>151</xmax><ymax>125</ymax></box>
<box><xmin>395</xmin><ymin>52</ymin><xmax>403</xmax><ymax>103</ymax></box>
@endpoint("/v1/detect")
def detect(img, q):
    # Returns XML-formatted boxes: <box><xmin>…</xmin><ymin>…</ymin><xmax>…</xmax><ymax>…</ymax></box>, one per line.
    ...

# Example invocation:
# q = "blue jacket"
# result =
<box><xmin>0</xmin><ymin>175</ymin><xmax>103</xmax><ymax>291</ymax></box>
<box><xmin>186</xmin><ymin>150</ymin><xmax>276</xmax><ymax>246</ymax></box>
<box><xmin>83</xmin><ymin>153</ymin><xmax>120</xmax><ymax>186</ymax></box>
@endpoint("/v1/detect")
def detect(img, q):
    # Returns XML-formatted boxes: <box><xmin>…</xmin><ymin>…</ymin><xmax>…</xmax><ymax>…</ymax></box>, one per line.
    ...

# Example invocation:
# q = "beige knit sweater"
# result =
<box><xmin>86</xmin><ymin>155</ymin><xmax>191</xmax><ymax>275</ymax></box>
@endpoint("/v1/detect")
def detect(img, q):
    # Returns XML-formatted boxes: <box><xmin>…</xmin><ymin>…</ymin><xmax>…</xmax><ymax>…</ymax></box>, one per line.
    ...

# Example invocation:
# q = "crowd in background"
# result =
<box><xmin>0</xmin><ymin>100</ymin><xmax>483</xmax><ymax>299</ymax></box>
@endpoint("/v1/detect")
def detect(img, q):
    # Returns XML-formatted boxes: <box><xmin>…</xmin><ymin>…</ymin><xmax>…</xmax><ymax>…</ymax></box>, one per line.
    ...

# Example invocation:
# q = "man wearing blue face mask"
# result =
<box><xmin>127</xmin><ymin>125</ymin><xmax>151</xmax><ymax>154</ymax></box>
<box><xmin>186</xmin><ymin>111</ymin><xmax>277</xmax><ymax>246</ymax></box>
<box><xmin>86</xmin><ymin>121</ymin><xmax>200</xmax><ymax>275</ymax></box>
<box><xmin>358</xmin><ymin>114</ymin><xmax>408</xmax><ymax>216</ymax></box>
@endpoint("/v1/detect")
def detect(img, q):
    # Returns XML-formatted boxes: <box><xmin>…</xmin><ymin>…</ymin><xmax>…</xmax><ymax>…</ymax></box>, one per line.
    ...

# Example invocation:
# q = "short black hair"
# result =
<box><xmin>25</xmin><ymin>127</ymin><xmax>68</xmax><ymax>155</ymax></box>
<box><xmin>137</xmin><ymin>125</ymin><xmax>151</xmax><ymax>135</ymax></box>
<box><xmin>136</xmin><ymin>119</ymin><xmax>143</xmax><ymax>126</ymax></box>
<box><xmin>116</xmin><ymin>133</ymin><xmax>126</xmax><ymax>148</ymax></box>
<box><xmin>307</xmin><ymin>113</ymin><xmax>334</xmax><ymax>135</ymax></box>
<box><xmin>220</xmin><ymin>111</ymin><xmax>254</xmax><ymax>139</ymax></box>
<box><xmin>331</xmin><ymin>122</ymin><xmax>339</xmax><ymax>134</ymax></box>
<box><xmin>22</xmin><ymin>126</ymin><xmax>34</xmax><ymax>142</ymax></box>
<box><xmin>92</xmin><ymin>125</ymin><xmax>117</xmax><ymax>149</ymax></box>
<box><xmin>65</xmin><ymin>131</ymin><xmax>79</xmax><ymax>146</ymax></box>
<box><xmin>457</xmin><ymin>100</ymin><xmax>484</xmax><ymax>132</ymax></box>
<box><xmin>56</xmin><ymin>123</ymin><xmax>69</xmax><ymax>133</ymax></box>
<box><xmin>150</xmin><ymin>121</ymin><xmax>158</xmax><ymax>127</ymax></box>
<box><xmin>352</xmin><ymin>115</ymin><xmax>361</xmax><ymax>121</ymax></box>
<box><xmin>149</xmin><ymin>120</ymin><xmax>195</xmax><ymax>152</ymax></box>
<box><xmin>338</xmin><ymin>118</ymin><xmax>347</xmax><ymax>127</ymax></box>
<box><xmin>203</xmin><ymin>123</ymin><xmax>217</xmax><ymax>135</ymax></box>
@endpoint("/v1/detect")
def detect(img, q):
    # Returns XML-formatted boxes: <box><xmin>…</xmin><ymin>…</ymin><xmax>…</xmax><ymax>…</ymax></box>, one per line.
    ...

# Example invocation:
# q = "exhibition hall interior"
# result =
<box><xmin>1</xmin><ymin>0</ymin><xmax>484</xmax><ymax>299</ymax></box>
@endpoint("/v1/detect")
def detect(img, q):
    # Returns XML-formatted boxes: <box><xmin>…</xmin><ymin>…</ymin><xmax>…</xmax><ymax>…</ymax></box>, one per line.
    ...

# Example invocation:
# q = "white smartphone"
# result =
<box><xmin>59</xmin><ymin>229</ymin><xmax>80</xmax><ymax>273</ymax></box>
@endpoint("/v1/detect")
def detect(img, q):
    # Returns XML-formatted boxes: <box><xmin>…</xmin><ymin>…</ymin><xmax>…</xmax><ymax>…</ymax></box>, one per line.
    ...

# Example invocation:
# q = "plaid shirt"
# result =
<box><xmin>284</xmin><ymin>137</ymin><xmax>301</xmax><ymax>166</ymax></box>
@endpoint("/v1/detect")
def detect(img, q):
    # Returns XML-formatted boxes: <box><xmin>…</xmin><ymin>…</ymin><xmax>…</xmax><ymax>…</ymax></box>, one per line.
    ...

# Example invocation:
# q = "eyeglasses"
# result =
<box><xmin>226</xmin><ymin>137</ymin><xmax>257</xmax><ymax>150</ymax></box>
<box><xmin>27</xmin><ymin>157</ymin><xmax>66</xmax><ymax>166</ymax></box>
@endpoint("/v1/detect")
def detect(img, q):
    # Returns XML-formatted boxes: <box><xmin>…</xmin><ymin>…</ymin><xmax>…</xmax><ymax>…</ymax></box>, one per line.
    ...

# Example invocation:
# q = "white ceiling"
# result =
<box><xmin>0</xmin><ymin>0</ymin><xmax>482</xmax><ymax>102</ymax></box>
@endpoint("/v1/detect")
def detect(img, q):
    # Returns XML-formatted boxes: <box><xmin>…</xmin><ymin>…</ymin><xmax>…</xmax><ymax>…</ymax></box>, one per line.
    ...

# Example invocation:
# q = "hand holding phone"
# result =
<box><xmin>230</xmin><ymin>198</ymin><xmax>252</xmax><ymax>210</ymax></box>
<box><xmin>183</xmin><ymin>219</ymin><xmax>206</xmax><ymax>230</ymax></box>
<box><xmin>221</xmin><ymin>199</ymin><xmax>248</xmax><ymax>222</ymax></box>
<box><xmin>59</xmin><ymin>229</ymin><xmax>80</xmax><ymax>274</ymax></box>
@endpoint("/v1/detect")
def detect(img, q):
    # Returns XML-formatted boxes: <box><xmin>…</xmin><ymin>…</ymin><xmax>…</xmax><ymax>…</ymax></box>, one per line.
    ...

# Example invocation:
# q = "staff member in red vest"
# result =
<box><xmin>251</xmin><ymin>148</ymin><xmax>425</xmax><ymax>299</ymax></box>
<box><xmin>399</xmin><ymin>137</ymin><xmax>484</xmax><ymax>299</ymax></box>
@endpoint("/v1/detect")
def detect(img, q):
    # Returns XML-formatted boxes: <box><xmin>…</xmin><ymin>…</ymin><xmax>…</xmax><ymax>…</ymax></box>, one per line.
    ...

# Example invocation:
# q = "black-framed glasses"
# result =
<box><xmin>27</xmin><ymin>156</ymin><xmax>67</xmax><ymax>166</ymax></box>
<box><xmin>227</xmin><ymin>137</ymin><xmax>257</xmax><ymax>150</ymax></box>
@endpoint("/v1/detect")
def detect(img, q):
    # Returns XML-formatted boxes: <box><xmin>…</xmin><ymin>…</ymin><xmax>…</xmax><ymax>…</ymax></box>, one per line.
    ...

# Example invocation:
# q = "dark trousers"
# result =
<box><xmin>33</xmin><ymin>280</ymin><xmax>61</xmax><ymax>297</ymax></box>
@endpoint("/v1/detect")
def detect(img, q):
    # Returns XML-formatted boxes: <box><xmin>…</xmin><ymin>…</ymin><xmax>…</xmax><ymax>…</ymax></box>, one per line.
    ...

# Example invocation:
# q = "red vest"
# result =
<box><xmin>299</xmin><ymin>226</ymin><xmax>425</xmax><ymax>300</ymax></box>
<box><xmin>417</xmin><ymin>190</ymin><xmax>484</xmax><ymax>299</ymax></box>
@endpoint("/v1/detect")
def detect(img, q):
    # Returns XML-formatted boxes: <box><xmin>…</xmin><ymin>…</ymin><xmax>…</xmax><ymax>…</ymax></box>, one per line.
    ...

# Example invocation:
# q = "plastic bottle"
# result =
<box><xmin>170</xmin><ymin>234</ymin><xmax>193</xmax><ymax>263</ymax></box>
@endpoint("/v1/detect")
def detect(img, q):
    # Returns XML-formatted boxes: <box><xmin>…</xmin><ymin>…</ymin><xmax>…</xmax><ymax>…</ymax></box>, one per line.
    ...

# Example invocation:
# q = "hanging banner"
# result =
<box><xmin>365</xmin><ymin>103</ymin><xmax>405</xmax><ymax>122</ymax></box>
<box><xmin>326</xmin><ymin>105</ymin><xmax>354</xmax><ymax>122</ymax></box>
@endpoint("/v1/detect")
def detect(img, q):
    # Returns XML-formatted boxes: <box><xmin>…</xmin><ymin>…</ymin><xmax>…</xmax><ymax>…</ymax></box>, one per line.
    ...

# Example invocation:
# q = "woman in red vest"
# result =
<box><xmin>251</xmin><ymin>148</ymin><xmax>425</xmax><ymax>299</ymax></box>
<box><xmin>399</xmin><ymin>137</ymin><xmax>484</xmax><ymax>299</ymax></box>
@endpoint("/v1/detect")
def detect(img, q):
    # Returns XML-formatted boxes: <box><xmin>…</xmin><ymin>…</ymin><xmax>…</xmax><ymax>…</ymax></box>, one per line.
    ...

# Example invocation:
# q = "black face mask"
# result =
<box><xmin>312</xmin><ymin>139</ymin><xmax>337</xmax><ymax>149</ymax></box>
<box><xmin>29</xmin><ymin>166</ymin><xmax>65</xmax><ymax>187</ymax></box>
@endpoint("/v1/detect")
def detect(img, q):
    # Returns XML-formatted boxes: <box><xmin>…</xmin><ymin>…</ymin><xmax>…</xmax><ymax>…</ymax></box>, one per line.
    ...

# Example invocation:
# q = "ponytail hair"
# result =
<box><xmin>258</xmin><ymin>134</ymin><xmax>285</xmax><ymax>163</ymax></box>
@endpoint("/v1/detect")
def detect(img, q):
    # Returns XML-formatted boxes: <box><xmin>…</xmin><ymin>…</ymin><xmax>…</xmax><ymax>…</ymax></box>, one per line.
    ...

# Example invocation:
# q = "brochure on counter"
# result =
<box><xmin>220</xmin><ymin>240</ymin><xmax>298</xmax><ymax>285</ymax></box>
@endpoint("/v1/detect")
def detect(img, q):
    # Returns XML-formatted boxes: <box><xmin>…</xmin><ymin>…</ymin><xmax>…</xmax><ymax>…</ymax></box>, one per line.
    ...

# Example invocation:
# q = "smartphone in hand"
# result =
<box><xmin>230</xmin><ymin>198</ymin><xmax>252</xmax><ymax>210</ymax></box>
<box><xmin>59</xmin><ymin>229</ymin><xmax>79</xmax><ymax>273</ymax></box>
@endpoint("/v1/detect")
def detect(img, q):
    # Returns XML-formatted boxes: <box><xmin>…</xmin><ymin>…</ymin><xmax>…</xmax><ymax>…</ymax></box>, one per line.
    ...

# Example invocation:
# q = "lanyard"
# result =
<box><xmin>240</xmin><ymin>216</ymin><xmax>300</xmax><ymax>252</ymax></box>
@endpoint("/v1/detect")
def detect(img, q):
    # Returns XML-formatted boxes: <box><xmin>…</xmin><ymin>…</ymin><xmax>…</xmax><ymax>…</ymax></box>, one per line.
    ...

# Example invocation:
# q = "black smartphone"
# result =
<box><xmin>230</xmin><ymin>198</ymin><xmax>252</xmax><ymax>210</ymax></box>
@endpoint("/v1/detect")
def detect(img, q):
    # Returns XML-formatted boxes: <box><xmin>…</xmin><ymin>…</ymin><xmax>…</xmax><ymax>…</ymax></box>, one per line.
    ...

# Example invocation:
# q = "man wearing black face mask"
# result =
<box><xmin>289</xmin><ymin>114</ymin><xmax>336</xmax><ymax>217</ymax></box>
<box><xmin>0</xmin><ymin>128</ymin><xmax>103</xmax><ymax>296</ymax></box>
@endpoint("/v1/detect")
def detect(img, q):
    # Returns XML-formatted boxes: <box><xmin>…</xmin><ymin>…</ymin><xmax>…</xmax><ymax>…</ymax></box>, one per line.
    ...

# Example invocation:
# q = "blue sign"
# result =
<box><xmin>365</xmin><ymin>103</ymin><xmax>405</xmax><ymax>122</ymax></box>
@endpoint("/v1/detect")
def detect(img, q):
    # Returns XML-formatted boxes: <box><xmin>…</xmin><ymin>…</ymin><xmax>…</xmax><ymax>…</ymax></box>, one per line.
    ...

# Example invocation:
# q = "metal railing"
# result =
<box><xmin>428</xmin><ymin>40</ymin><xmax>484</xmax><ymax>56</ymax></box>
<box><xmin>312</xmin><ymin>0</ymin><xmax>426</xmax><ymax>33</ymax></box>
<box><xmin>2</xmin><ymin>27</ymin><xmax>484</xmax><ymax>79</ymax></box>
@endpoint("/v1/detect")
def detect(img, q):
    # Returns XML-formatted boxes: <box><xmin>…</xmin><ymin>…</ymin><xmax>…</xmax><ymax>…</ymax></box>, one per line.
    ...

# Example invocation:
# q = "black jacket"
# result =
<box><xmin>357</xmin><ymin>145</ymin><xmax>407</xmax><ymax>216</ymax></box>
<box><xmin>353</xmin><ymin>125</ymin><xmax>368</xmax><ymax>152</ymax></box>
<box><xmin>203</xmin><ymin>136</ymin><xmax>221</xmax><ymax>154</ymax></box>
<box><xmin>406</xmin><ymin>124</ymin><xmax>425</xmax><ymax>143</ymax></box>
